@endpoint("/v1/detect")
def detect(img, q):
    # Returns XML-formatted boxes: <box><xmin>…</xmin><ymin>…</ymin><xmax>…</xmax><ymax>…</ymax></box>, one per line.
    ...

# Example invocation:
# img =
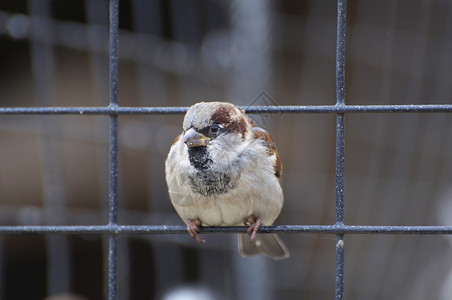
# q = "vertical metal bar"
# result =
<box><xmin>0</xmin><ymin>237</ymin><xmax>4</xmax><ymax>300</ymax></box>
<box><xmin>335</xmin><ymin>0</ymin><xmax>346</xmax><ymax>299</ymax></box>
<box><xmin>336</xmin><ymin>0</ymin><xmax>346</xmax><ymax>108</ymax></box>
<box><xmin>109</xmin><ymin>0</ymin><xmax>119</xmax><ymax>110</ymax></box>
<box><xmin>335</xmin><ymin>114</ymin><xmax>345</xmax><ymax>224</ymax></box>
<box><xmin>335</xmin><ymin>114</ymin><xmax>345</xmax><ymax>300</ymax></box>
<box><xmin>108</xmin><ymin>0</ymin><xmax>119</xmax><ymax>299</ymax></box>
<box><xmin>85</xmin><ymin>1</ymin><xmax>118</xmax><ymax>298</ymax></box>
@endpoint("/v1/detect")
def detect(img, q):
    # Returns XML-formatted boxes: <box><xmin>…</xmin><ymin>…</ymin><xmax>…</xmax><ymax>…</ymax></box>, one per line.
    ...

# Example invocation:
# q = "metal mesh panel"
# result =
<box><xmin>1</xmin><ymin>0</ymin><xmax>452</xmax><ymax>299</ymax></box>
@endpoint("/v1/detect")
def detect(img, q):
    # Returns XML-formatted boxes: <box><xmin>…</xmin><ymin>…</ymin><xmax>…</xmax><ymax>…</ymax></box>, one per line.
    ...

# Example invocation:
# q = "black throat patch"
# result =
<box><xmin>187</xmin><ymin>146</ymin><xmax>212</xmax><ymax>170</ymax></box>
<box><xmin>187</xmin><ymin>146</ymin><xmax>240</xmax><ymax>196</ymax></box>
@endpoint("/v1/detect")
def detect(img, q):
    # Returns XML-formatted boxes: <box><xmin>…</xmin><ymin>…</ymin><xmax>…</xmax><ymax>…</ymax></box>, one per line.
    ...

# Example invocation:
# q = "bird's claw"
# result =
<box><xmin>245</xmin><ymin>216</ymin><xmax>263</xmax><ymax>242</ymax></box>
<box><xmin>187</xmin><ymin>219</ymin><xmax>205</xmax><ymax>243</ymax></box>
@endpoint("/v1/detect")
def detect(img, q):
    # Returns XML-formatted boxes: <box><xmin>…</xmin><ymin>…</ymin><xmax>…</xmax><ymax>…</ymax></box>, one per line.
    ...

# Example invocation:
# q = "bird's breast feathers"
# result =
<box><xmin>165</xmin><ymin>140</ymin><xmax>283</xmax><ymax>225</ymax></box>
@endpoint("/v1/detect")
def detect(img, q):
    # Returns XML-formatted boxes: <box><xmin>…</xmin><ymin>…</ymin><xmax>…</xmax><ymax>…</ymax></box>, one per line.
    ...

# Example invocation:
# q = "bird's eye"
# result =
<box><xmin>210</xmin><ymin>124</ymin><xmax>221</xmax><ymax>134</ymax></box>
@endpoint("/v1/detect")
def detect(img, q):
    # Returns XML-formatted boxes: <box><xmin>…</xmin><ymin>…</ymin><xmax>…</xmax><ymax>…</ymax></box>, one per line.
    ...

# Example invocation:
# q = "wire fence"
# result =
<box><xmin>1</xmin><ymin>0</ymin><xmax>452</xmax><ymax>299</ymax></box>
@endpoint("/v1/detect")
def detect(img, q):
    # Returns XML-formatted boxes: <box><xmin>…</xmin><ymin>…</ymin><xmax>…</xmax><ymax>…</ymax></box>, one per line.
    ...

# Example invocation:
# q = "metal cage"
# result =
<box><xmin>1</xmin><ymin>0</ymin><xmax>452</xmax><ymax>299</ymax></box>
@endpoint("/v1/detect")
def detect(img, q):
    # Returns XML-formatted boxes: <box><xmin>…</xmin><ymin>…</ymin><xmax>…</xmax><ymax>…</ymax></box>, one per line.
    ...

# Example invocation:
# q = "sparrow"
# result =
<box><xmin>165</xmin><ymin>101</ymin><xmax>289</xmax><ymax>260</ymax></box>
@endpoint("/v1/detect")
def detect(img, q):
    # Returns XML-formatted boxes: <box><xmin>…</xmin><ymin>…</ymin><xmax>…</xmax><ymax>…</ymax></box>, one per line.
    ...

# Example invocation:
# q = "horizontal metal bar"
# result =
<box><xmin>0</xmin><ymin>225</ymin><xmax>452</xmax><ymax>235</ymax></box>
<box><xmin>0</xmin><ymin>106</ymin><xmax>187</xmax><ymax>115</ymax></box>
<box><xmin>0</xmin><ymin>104</ymin><xmax>452</xmax><ymax>115</ymax></box>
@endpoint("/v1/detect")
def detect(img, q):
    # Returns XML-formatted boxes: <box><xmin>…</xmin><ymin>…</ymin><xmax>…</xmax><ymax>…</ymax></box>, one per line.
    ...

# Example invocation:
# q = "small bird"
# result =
<box><xmin>165</xmin><ymin>102</ymin><xmax>289</xmax><ymax>259</ymax></box>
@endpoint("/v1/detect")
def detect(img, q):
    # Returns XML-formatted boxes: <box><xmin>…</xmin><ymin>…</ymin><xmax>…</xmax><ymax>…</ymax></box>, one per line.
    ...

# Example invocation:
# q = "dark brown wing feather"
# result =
<box><xmin>251</xmin><ymin>126</ymin><xmax>283</xmax><ymax>179</ymax></box>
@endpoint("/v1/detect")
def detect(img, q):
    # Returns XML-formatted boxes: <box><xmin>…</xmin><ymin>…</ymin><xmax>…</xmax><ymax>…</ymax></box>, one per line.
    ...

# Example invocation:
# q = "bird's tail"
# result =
<box><xmin>238</xmin><ymin>233</ymin><xmax>289</xmax><ymax>260</ymax></box>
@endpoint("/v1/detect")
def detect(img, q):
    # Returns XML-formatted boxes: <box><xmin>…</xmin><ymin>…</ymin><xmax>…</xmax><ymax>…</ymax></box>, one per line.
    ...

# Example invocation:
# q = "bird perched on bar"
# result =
<box><xmin>165</xmin><ymin>101</ymin><xmax>289</xmax><ymax>259</ymax></box>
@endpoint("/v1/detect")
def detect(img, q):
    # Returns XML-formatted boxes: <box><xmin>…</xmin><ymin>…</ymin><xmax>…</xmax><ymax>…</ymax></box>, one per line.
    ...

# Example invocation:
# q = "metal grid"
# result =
<box><xmin>1</xmin><ymin>0</ymin><xmax>452</xmax><ymax>299</ymax></box>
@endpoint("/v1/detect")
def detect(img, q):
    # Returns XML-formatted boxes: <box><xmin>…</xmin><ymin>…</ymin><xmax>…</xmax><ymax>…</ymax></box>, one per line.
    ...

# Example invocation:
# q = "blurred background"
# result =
<box><xmin>1</xmin><ymin>0</ymin><xmax>452</xmax><ymax>299</ymax></box>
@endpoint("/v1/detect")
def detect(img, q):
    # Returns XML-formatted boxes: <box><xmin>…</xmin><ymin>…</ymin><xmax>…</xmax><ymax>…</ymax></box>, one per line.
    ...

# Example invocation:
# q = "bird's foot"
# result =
<box><xmin>245</xmin><ymin>215</ymin><xmax>263</xmax><ymax>242</ymax></box>
<box><xmin>187</xmin><ymin>219</ymin><xmax>205</xmax><ymax>243</ymax></box>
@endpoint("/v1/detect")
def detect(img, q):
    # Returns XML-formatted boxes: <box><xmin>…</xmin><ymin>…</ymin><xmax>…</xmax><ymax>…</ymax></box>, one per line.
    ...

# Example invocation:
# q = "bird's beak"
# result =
<box><xmin>183</xmin><ymin>128</ymin><xmax>210</xmax><ymax>148</ymax></box>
